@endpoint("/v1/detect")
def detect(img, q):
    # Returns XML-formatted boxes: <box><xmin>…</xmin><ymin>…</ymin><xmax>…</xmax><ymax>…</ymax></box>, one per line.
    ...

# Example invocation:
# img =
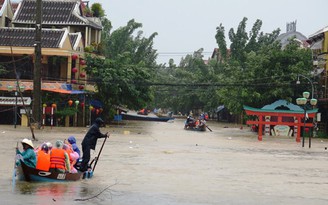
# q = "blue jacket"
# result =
<box><xmin>16</xmin><ymin>148</ymin><xmax>36</xmax><ymax>168</ymax></box>
<box><xmin>68</xmin><ymin>136</ymin><xmax>81</xmax><ymax>157</ymax></box>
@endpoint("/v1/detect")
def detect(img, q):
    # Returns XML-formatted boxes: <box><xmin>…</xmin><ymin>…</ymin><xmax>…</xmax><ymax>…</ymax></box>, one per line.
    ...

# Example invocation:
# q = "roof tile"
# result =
<box><xmin>13</xmin><ymin>0</ymin><xmax>86</xmax><ymax>25</ymax></box>
<box><xmin>0</xmin><ymin>27</ymin><xmax>66</xmax><ymax>48</ymax></box>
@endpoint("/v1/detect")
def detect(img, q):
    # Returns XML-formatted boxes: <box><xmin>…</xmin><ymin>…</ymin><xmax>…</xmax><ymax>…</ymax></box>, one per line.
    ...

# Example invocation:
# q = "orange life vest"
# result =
<box><xmin>50</xmin><ymin>148</ymin><xmax>66</xmax><ymax>170</ymax></box>
<box><xmin>65</xmin><ymin>146</ymin><xmax>74</xmax><ymax>165</ymax></box>
<box><xmin>36</xmin><ymin>150</ymin><xmax>50</xmax><ymax>171</ymax></box>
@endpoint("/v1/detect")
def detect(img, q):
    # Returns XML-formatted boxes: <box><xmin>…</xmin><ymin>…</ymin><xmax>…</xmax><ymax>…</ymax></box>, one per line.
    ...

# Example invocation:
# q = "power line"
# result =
<box><xmin>157</xmin><ymin>51</ymin><xmax>213</xmax><ymax>56</ymax></box>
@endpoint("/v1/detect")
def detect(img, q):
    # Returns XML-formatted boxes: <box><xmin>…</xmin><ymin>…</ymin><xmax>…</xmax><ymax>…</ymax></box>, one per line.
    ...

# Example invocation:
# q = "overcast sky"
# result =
<box><xmin>89</xmin><ymin>0</ymin><xmax>328</xmax><ymax>64</ymax></box>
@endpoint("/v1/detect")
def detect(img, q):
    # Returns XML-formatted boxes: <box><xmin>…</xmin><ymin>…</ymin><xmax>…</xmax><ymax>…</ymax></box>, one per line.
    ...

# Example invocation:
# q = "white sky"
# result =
<box><xmin>89</xmin><ymin>0</ymin><xmax>328</xmax><ymax>64</ymax></box>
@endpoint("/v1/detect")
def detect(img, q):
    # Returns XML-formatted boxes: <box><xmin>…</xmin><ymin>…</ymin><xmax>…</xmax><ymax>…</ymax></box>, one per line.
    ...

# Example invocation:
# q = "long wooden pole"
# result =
<box><xmin>92</xmin><ymin>133</ymin><xmax>109</xmax><ymax>172</ymax></box>
<box><xmin>32</xmin><ymin>0</ymin><xmax>42</xmax><ymax>128</ymax></box>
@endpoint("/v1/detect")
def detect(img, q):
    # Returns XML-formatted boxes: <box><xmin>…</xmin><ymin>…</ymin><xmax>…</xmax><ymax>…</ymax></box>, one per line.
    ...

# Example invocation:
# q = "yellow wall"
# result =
<box><xmin>324</xmin><ymin>32</ymin><xmax>328</xmax><ymax>52</ymax></box>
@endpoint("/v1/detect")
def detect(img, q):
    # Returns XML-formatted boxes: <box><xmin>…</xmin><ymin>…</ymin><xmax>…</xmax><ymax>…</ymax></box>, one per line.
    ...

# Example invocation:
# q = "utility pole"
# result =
<box><xmin>33</xmin><ymin>0</ymin><xmax>42</xmax><ymax>127</ymax></box>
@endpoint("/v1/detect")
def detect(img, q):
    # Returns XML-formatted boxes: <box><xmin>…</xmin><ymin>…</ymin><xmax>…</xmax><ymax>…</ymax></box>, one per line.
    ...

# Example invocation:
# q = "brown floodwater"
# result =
<box><xmin>1</xmin><ymin>119</ymin><xmax>328</xmax><ymax>205</ymax></box>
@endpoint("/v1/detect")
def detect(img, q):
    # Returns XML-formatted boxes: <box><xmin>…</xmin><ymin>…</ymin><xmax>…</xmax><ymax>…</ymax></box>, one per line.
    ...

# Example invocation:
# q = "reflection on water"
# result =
<box><xmin>16</xmin><ymin>181</ymin><xmax>78</xmax><ymax>196</ymax></box>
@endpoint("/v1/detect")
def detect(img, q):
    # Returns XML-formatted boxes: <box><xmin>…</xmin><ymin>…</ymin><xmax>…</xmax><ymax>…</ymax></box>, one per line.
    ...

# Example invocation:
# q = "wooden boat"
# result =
<box><xmin>17</xmin><ymin>161</ymin><xmax>83</xmax><ymax>182</ymax></box>
<box><xmin>16</xmin><ymin>135</ymin><xmax>108</xmax><ymax>182</ymax></box>
<box><xmin>121</xmin><ymin>113</ymin><xmax>175</xmax><ymax>122</ymax></box>
<box><xmin>184</xmin><ymin>123</ymin><xmax>207</xmax><ymax>131</ymax></box>
<box><xmin>184</xmin><ymin>119</ymin><xmax>207</xmax><ymax>131</ymax></box>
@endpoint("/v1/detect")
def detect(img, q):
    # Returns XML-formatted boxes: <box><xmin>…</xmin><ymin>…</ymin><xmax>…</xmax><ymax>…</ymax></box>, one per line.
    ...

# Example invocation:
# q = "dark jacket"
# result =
<box><xmin>81</xmin><ymin>121</ymin><xmax>107</xmax><ymax>150</ymax></box>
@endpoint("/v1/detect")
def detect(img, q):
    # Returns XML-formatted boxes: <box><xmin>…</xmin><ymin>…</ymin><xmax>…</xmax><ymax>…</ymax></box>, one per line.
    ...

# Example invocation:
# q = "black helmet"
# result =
<box><xmin>95</xmin><ymin>117</ymin><xmax>104</xmax><ymax>125</ymax></box>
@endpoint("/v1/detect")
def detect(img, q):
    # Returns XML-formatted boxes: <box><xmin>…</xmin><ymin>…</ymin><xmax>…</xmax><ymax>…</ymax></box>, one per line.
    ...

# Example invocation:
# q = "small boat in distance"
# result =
<box><xmin>121</xmin><ymin>111</ymin><xmax>175</xmax><ymax>122</ymax></box>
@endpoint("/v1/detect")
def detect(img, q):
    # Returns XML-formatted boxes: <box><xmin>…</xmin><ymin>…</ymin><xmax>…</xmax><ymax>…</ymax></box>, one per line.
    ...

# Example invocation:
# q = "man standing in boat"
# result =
<box><xmin>80</xmin><ymin>118</ymin><xmax>108</xmax><ymax>172</ymax></box>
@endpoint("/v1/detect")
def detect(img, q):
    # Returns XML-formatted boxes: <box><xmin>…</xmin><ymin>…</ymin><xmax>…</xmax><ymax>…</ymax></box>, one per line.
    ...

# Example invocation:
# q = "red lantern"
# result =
<box><xmin>72</xmin><ymin>54</ymin><xmax>78</xmax><ymax>60</ymax></box>
<box><xmin>96</xmin><ymin>109</ymin><xmax>100</xmax><ymax>115</ymax></box>
<box><xmin>71</xmin><ymin>79</ymin><xmax>77</xmax><ymax>84</ymax></box>
<box><xmin>72</xmin><ymin>67</ymin><xmax>78</xmax><ymax>73</ymax></box>
<box><xmin>79</xmin><ymin>85</ymin><xmax>84</xmax><ymax>90</ymax></box>
<box><xmin>80</xmin><ymin>102</ymin><xmax>85</xmax><ymax>108</ymax></box>
<box><xmin>80</xmin><ymin>59</ymin><xmax>86</xmax><ymax>65</ymax></box>
<box><xmin>68</xmin><ymin>100</ymin><xmax>73</xmax><ymax>106</ymax></box>
<box><xmin>80</xmin><ymin>73</ymin><xmax>86</xmax><ymax>78</ymax></box>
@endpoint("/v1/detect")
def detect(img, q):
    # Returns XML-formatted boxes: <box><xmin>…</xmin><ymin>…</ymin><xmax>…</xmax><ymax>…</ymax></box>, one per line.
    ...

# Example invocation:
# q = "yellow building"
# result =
<box><xmin>308</xmin><ymin>26</ymin><xmax>328</xmax><ymax>133</ymax></box>
<box><xmin>0</xmin><ymin>0</ymin><xmax>102</xmax><ymax>127</ymax></box>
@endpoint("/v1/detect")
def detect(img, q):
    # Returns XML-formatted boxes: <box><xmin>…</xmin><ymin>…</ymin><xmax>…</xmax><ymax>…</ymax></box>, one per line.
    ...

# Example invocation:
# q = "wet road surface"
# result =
<box><xmin>0</xmin><ymin>119</ymin><xmax>328</xmax><ymax>205</ymax></box>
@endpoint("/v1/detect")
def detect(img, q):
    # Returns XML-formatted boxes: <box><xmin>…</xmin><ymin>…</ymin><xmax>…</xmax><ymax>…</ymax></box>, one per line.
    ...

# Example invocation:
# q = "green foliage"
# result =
<box><xmin>86</xmin><ymin>15</ymin><xmax>313</xmax><ymax>120</ymax></box>
<box><xmin>215</xmin><ymin>24</ymin><xmax>227</xmax><ymax>62</ymax></box>
<box><xmin>85</xmin><ymin>18</ymin><xmax>158</xmax><ymax>115</ymax></box>
<box><xmin>55</xmin><ymin>107</ymin><xmax>78</xmax><ymax>117</ymax></box>
<box><xmin>91</xmin><ymin>3</ymin><xmax>105</xmax><ymax>17</ymax></box>
<box><xmin>0</xmin><ymin>65</ymin><xmax>7</xmax><ymax>75</ymax></box>
<box><xmin>153</xmin><ymin>17</ymin><xmax>312</xmax><ymax>118</ymax></box>
<box><xmin>83</xmin><ymin>6</ymin><xmax>92</xmax><ymax>17</ymax></box>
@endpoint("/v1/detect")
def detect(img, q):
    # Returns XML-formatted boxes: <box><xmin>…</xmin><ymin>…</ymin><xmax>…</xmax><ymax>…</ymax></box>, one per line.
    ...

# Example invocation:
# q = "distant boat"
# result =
<box><xmin>121</xmin><ymin>112</ymin><xmax>175</xmax><ymax>122</ymax></box>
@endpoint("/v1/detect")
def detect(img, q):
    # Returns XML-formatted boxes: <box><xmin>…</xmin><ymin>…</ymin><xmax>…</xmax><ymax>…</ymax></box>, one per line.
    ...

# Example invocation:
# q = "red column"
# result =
<box><xmin>258</xmin><ymin>115</ymin><xmax>263</xmax><ymax>141</ymax></box>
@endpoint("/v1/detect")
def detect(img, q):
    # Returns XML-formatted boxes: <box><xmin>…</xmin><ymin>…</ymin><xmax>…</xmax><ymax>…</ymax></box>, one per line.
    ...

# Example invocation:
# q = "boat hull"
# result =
<box><xmin>17</xmin><ymin>161</ymin><xmax>82</xmax><ymax>182</ymax></box>
<box><xmin>121</xmin><ymin>113</ymin><xmax>174</xmax><ymax>122</ymax></box>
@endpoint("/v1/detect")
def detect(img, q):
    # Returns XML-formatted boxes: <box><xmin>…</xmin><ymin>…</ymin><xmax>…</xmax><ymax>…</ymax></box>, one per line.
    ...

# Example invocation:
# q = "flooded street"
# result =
<box><xmin>1</xmin><ymin>119</ymin><xmax>328</xmax><ymax>205</ymax></box>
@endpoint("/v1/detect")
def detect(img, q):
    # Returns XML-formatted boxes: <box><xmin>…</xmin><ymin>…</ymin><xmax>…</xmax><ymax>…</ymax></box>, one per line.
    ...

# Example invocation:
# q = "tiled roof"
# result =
<box><xmin>308</xmin><ymin>26</ymin><xmax>328</xmax><ymax>39</ymax></box>
<box><xmin>0</xmin><ymin>27</ymin><xmax>66</xmax><ymax>48</ymax></box>
<box><xmin>0</xmin><ymin>0</ymin><xmax>6</xmax><ymax>15</ymax></box>
<box><xmin>86</xmin><ymin>17</ymin><xmax>102</xmax><ymax>30</ymax></box>
<box><xmin>13</xmin><ymin>0</ymin><xmax>87</xmax><ymax>26</ymax></box>
<box><xmin>12</xmin><ymin>0</ymin><xmax>102</xmax><ymax>29</ymax></box>
<box><xmin>69</xmin><ymin>33</ymin><xmax>79</xmax><ymax>49</ymax></box>
<box><xmin>11</xmin><ymin>2</ymin><xmax>19</xmax><ymax>13</ymax></box>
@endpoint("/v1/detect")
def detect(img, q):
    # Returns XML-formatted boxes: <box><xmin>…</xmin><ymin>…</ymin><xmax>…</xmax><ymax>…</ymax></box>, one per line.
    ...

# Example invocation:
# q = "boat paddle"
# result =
<box><xmin>206</xmin><ymin>125</ymin><xmax>213</xmax><ymax>132</ymax></box>
<box><xmin>12</xmin><ymin>142</ymin><xmax>18</xmax><ymax>191</ymax></box>
<box><xmin>92</xmin><ymin>132</ymin><xmax>109</xmax><ymax>172</ymax></box>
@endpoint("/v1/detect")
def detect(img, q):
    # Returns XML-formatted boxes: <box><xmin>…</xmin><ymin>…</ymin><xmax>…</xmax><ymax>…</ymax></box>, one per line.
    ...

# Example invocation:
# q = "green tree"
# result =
<box><xmin>85</xmin><ymin>19</ymin><xmax>158</xmax><ymax>117</ymax></box>
<box><xmin>215</xmin><ymin>23</ymin><xmax>228</xmax><ymax>62</ymax></box>
<box><xmin>228</xmin><ymin>17</ymin><xmax>249</xmax><ymax>63</ymax></box>
<box><xmin>91</xmin><ymin>3</ymin><xmax>105</xmax><ymax>17</ymax></box>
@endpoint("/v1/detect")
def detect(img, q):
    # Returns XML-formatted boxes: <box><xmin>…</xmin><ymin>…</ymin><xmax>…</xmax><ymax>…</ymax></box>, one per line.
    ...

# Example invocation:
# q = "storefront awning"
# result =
<box><xmin>0</xmin><ymin>80</ymin><xmax>89</xmax><ymax>94</ymax></box>
<box><xmin>42</xmin><ymin>88</ymin><xmax>86</xmax><ymax>94</ymax></box>
<box><xmin>0</xmin><ymin>97</ymin><xmax>32</xmax><ymax>105</ymax></box>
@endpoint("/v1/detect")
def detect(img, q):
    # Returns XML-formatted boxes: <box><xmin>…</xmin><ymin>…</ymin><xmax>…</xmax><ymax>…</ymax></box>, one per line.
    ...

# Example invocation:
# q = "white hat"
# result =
<box><xmin>21</xmin><ymin>138</ymin><xmax>34</xmax><ymax>148</ymax></box>
<box><xmin>46</xmin><ymin>142</ymin><xmax>53</xmax><ymax>149</ymax></box>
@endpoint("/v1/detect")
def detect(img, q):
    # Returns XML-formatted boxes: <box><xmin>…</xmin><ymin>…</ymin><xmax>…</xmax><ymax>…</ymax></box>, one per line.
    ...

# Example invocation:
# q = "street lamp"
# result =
<box><xmin>296</xmin><ymin>91</ymin><xmax>317</xmax><ymax>148</ymax></box>
<box><xmin>296</xmin><ymin>74</ymin><xmax>314</xmax><ymax>99</ymax></box>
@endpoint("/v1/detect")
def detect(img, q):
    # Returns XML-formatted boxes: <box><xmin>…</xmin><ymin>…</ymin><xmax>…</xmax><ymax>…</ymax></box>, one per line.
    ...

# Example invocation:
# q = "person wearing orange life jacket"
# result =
<box><xmin>50</xmin><ymin>140</ymin><xmax>70</xmax><ymax>173</ymax></box>
<box><xmin>63</xmin><ymin>144</ymin><xmax>79</xmax><ymax>173</ymax></box>
<box><xmin>36</xmin><ymin>143</ymin><xmax>50</xmax><ymax>171</ymax></box>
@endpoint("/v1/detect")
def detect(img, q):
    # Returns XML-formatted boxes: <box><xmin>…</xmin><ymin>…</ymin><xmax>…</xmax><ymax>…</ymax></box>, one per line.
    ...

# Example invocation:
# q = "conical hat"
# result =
<box><xmin>21</xmin><ymin>138</ymin><xmax>34</xmax><ymax>148</ymax></box>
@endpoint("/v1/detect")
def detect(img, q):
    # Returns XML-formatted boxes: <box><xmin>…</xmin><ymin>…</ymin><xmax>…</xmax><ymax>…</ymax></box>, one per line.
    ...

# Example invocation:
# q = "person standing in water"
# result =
<box><xmin>80</xmin><ymin>118</ymin><xmax>108</xmax><ymax>172</ymax></box>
